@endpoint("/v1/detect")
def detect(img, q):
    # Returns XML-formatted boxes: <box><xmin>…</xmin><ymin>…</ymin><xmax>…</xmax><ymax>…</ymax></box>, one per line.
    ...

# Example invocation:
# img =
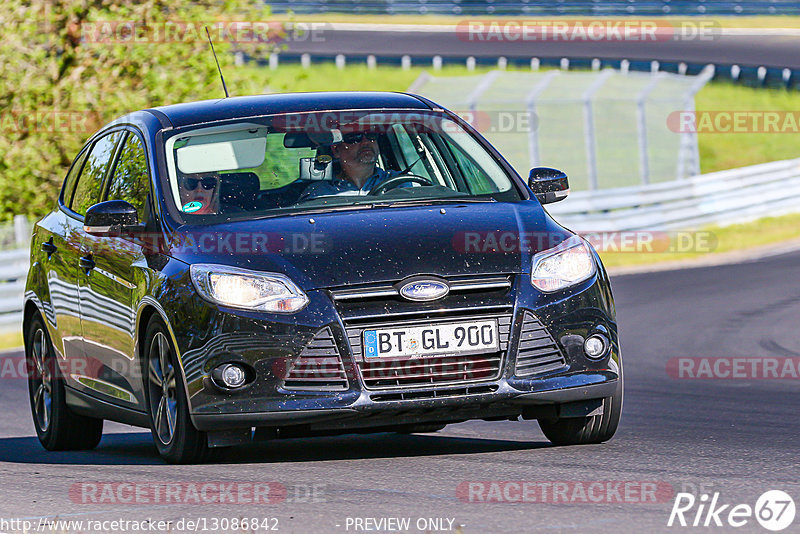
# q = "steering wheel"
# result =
<box><xmin>368</xmin><ymin>175</ymin><xmax>431</xmax><ymax>196</ymax></box>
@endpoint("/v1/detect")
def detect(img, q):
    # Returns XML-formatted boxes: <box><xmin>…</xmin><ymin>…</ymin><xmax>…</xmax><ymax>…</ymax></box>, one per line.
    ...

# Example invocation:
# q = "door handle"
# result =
<box><xmin>41</xmin><ymin>239</ymin><xmax>57</xmax><ymax>257</ymax></box>
<box><xmin>79</xmin><ymin>255</ymin><xmax>95</xmax><ymax>273</ymax></box>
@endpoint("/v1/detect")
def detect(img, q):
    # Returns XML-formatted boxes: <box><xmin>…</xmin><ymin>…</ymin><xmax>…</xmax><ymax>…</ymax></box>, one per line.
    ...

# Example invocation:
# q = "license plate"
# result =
<box><xmin>363</xmin><ymin>320</ymin><xmax>499</xmax><ymax>359</ymax></box>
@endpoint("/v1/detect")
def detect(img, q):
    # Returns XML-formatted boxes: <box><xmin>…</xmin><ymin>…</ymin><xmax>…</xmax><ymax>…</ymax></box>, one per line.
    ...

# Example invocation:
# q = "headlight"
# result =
<box><xmin>531</xmin><ymin>235</ymin><xmax>596</xmax><ymax>292</ymax></box>
<box><xmin>190</xmin><ymin>264</ymin><xmax>309</xmax><ymax>313</ymax></box>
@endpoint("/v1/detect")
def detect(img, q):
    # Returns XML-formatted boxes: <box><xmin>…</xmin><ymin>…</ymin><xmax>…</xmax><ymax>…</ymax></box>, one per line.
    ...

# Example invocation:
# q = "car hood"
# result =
<box><xmin>168</xmin><ymin>201</ymin><xmax>572</xmax><ymax>290</ymax></box>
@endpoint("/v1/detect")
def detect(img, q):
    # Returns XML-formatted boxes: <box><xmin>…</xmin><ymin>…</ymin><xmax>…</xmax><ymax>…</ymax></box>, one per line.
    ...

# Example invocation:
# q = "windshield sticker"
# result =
<box><xmin>183</xmin><ymin>201</ymin><xmax>203</xmax><ymax>213</ymax></box>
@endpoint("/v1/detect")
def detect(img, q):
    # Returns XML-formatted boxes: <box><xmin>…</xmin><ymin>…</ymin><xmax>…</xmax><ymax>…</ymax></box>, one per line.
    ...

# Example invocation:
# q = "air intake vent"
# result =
<box><xmin>283</xmin><ymin>328</ymin><xmax>348</xmax><ymax>391</ymax></box>
<box><xmin>515</xmin><ymin>312</ymin><xmax>567</xmax><ymax>377</ymax></box>
<box><xmin>370</xmin><ymin>384</ymin><xmax>499</xmax><ymax>402</ymax></box>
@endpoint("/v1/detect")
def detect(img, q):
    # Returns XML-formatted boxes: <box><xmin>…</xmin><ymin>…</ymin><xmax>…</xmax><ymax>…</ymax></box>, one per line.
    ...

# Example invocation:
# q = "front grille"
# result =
<box><xmin>514</xmin><ymin>312</ymin><xmax>567</xmax><ymax>377</ymax></box>
<box><xmin>347</xmin><ymin>314</ymin><xmax>511</xmax><ymax>390</ymax></box>
<box><xmin>370</xmin><ymin>384</ymin><xmax>499</xmax><ymax>402</ymax></box>
<box><xmin>283</xmin><ymin>328</ymin><xmax>348</xmax><ymax>391</ymax></box>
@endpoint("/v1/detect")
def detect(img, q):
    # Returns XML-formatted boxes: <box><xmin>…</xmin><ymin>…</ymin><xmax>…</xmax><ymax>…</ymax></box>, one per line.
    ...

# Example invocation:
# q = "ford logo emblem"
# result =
<box><xmin>399</xmin><ymin>280</ymin><xmax>450</xmax><ymax>302</ymax></box>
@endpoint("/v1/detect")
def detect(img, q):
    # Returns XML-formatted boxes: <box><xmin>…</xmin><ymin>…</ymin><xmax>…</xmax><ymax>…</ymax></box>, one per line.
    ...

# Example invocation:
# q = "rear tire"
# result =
<box><xmin>25</xmin><ymin>314</ymin><xmax>103</xmax><ymax>451</ymax></box>
<box><xmin>539</xmin><ymin>366</ymin><xmax>623</xmax><ymax>445</ymax></box>
<box><xmin>143</xmin><ymin>316</ymin><xmax>214</xmax><ymax>464</ymax></box>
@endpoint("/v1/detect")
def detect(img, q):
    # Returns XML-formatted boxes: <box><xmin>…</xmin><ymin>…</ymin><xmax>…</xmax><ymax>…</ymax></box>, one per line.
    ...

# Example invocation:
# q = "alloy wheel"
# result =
<box><xmin>148</xmin><ymin>332</ymin><xmax>178</xmax><ymax>445</ymax></box>
<box><xmin>30</xmin><ymin>328</ymin><xmax>53</xmax><ymax>432</ymax></box>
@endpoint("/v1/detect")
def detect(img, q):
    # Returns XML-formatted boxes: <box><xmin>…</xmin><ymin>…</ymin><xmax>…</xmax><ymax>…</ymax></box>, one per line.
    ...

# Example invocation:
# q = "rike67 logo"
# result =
<box><xmin>668</xmin><ymin>490</ymin><xmax>795</xmax><ymax>531</ymax></box>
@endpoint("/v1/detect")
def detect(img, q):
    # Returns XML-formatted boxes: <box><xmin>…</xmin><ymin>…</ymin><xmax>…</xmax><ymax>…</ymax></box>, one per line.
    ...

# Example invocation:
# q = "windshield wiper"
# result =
<box><xmin>376</xmin><ymin>196</ymin><xmax>498</xmax><ymax>208</ymax></box>
<box><xmin>249</xmin><ymin>204</ymin><xmax>371</xmax><ymax>220</ymax></box>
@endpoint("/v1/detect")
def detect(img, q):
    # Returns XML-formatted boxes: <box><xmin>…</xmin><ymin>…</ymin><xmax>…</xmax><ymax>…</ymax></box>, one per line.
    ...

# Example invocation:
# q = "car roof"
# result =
<box><xmin>147</xmin><ymin>91</ymin><xmax>434</xmax><ymax>128</ymax></box>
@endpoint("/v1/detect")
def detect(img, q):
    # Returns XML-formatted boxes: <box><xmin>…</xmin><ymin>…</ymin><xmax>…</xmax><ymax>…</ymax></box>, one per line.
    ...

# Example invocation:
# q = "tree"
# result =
<box><xmin>0</xmin><ymin>0</ymin><xmax>280</xmax><ymax>219</ymax></box>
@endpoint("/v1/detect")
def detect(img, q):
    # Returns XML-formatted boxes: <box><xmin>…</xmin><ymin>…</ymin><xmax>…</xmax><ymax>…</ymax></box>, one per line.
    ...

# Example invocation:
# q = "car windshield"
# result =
<box><xmin>164</xmin><ymin>110</ymin><xmax>522</xmax><ymax>220</ymax></box>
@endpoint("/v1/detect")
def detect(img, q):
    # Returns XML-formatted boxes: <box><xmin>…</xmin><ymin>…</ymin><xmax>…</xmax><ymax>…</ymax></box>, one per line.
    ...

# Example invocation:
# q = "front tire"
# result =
<box><xmin>143</xmin><ymin>316</ymin><xmax>213</xmax><ymax>464</ymax></box>
<box><xmin>25</xmin><ymin>314</ymin><xmax>103</xmax><ymax>450</ymax></box>
<box><xmin>538</xmin><ymin>368</ymin><xmax>623</xmax><ymax>446</ymax></box>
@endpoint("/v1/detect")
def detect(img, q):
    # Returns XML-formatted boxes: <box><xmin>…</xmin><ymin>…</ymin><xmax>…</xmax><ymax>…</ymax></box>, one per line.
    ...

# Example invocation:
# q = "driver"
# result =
<box><xmin>300</xmin><ymin>131</ymin><xmax>399</xmax><ymax>199</ymax></box>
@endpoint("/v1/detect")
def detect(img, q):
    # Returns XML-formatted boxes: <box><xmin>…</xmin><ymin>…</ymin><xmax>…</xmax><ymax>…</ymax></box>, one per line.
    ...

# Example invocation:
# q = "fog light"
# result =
<box><xmin>213</xmin><ymin>363</ymin><xmax>247</xmax><ymax>388</ymax></box>
<box><xmin>584</xmin><ymin>335</ymin><xmax>608</xmax><ymax>360</ymax></box>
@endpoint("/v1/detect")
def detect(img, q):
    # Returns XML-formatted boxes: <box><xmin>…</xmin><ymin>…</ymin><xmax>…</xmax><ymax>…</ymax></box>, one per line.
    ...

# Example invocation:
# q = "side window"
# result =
<box><xmin>391</xmin><ymin>124</ymin><xmax>421</xmax><ymax>169</ymax></box>
<box><xmin>444</xmin><ymin>139</ymin><xmax>498</xmax><ymax>194</ymax></box>
<box><xmin>389</xmin><ymin>125</ymin><xmax>441</xmax><ymax>183</ymax></box>
<box><xmin>60</xmin><ymin>148</ymin><xmax>90</xmax><ymax>207</ymax></box>
<box><xmin>70</xmin><ymin>131</ymin><xmax>122</xmax><ymax>216</ymax></box>
<box><xmin>106</xmin><ymin>133</ymin><xmax>150</xmax><ymax>219</ymax></box>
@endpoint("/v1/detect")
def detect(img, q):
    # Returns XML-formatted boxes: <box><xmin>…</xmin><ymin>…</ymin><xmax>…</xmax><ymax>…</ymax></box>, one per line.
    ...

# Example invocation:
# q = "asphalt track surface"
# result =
<box><xmin>1</xmin><ymin>249</ymin><xmax>799</xmax><ymax>533</ymax></box>
<box><xmin>285</xmin><ymin>26</ymin><xmax>800</xmax><ymax>69</ymax></box>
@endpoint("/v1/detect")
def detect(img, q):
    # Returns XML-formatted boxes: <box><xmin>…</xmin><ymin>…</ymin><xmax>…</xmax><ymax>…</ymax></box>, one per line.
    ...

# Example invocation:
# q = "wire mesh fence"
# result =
<box><xmin>412</xmin><ymin>66</ymin><xmax>712</xmax><ymax>190</ymax></box>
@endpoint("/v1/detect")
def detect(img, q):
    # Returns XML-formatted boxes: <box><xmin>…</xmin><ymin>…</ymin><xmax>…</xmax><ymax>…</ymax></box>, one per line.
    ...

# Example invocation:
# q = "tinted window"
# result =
<box><xmin>164</xmin><ymin>112</ymin><xmax>519</xmax><ymax>221</ymax></box>
<box><xmin>444</xmin><ymin>137</ymin><xmax>500</xmax><ymax>194</ymax></box>
<box><xmin>60</xmin><ymin>148</ymin><xmax>89</xmax><ymax>207</ymax></box>
<box><xmin>106</xmin><ymin>133</ymin><xmax>150</xmax><ymax>218</ymax></box>
<box><xmin>71</xmin><ymin>131</ymin><xmax>122</xmax><ymax>216</ymax></box>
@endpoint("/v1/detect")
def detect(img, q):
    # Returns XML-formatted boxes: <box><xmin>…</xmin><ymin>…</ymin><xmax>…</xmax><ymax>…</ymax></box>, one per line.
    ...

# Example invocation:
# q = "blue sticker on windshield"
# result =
<box><xmin>183</xmin><ymin>201</ymin><xmax>203</xmax><ymax>213</ymax></box>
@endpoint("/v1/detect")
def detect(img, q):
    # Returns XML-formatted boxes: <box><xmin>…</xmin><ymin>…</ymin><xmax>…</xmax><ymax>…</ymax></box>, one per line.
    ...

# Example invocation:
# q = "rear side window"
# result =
<box><xmin>71</xmin><ymin>131</ymin><xmax>122</xmax><ymax>216</ymax></box>
<box><xmin>106</xmin><ymin>133</ymin><xmax>150</xmax><ymax>219</ymax></box>
<box><xmin>60</xmin><ymin>149</ymin><xmax>89</xmax><ymax>207</ymax></box>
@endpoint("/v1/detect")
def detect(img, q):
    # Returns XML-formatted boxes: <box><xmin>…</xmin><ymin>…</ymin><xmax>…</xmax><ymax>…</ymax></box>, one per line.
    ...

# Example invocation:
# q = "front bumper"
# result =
<box><xmin>192</xmin><ymin>372</ymin><xmax>620</xmax><ymax>431</ymax></box>
<box><xmin>173</xmin><ymin>271</ymin><xmax>620</xmax><ymax>433</ymax></box>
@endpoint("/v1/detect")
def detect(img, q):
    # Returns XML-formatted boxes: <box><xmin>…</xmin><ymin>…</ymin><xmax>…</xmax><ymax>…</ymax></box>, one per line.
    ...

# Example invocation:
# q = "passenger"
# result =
<box><xmin>178</xmin><ymin>173</ymin><xmax>220</xmax><ymax>214</ymax></box>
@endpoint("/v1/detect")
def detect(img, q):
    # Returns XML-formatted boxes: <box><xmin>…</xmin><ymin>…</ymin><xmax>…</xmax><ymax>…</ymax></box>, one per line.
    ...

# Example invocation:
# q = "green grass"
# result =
<box><xmin>0</xmin><ymin>331</ymin><xmax>23</xmax><ymax>351</ymax></box>
<box><xmin>695</xmin><ymin>82</ymin><xmax>800</xmax><ymax>173</ymax></box>
<box><xmin>242</xmin><ymin>62</ymin><xmax>495</xmax><ymax>93</ymax></box>
<box><xmin>598</xmin><ymin>212</ymin><xmax>800</xmax><ymax>268</ymax></box>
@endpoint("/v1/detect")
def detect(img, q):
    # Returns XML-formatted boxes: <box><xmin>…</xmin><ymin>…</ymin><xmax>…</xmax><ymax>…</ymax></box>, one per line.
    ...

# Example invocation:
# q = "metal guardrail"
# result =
<box><xmin>0</xmin><ymin>216</ymin><xmax>32</xmax><ymax>333</ymax></box>
<box><xmin>267</xmin><ymin>1</ymin><xmax>800</xmax><ymax>16</ymax></box>
<box><xmin>547</xmin><ymin>158</ymin><xmax>800</xmax><ymax>231</ymax></box>
<box><xmin>262</xmin><ymin>53</ymin><xmax>800</xmax><ymax>91</ymax></box>
<box><xmin>0</xmin><ymin>248</ymin><xmax>30</xmax><ymax>332</ymax></box>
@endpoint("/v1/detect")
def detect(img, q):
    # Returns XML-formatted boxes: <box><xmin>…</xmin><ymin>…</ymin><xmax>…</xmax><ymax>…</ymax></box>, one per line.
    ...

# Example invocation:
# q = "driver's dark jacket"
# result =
<box><xmin>300</xmin><ymin>167</ymin><xmax>401</xmax><ymax>199</ymax></box>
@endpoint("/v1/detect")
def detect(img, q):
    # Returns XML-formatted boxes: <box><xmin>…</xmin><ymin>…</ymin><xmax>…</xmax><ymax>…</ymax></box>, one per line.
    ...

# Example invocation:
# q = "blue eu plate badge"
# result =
<box><xmin>363</xmin><ymin>330</ymin><xmax>378</xmax><ymax>358</ymax></box>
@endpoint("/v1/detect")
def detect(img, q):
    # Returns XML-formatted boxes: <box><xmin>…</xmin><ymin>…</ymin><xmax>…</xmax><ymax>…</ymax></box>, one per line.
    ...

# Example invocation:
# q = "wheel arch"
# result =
<box><xmin>134</xmin><ymin>297</ymin><xmax>196</xmax><ymax>424</ymax></box>
<box><xmin>22</xmin><ymin>296</ymin><xmax>46</xmax><ymax>347</ymax></box>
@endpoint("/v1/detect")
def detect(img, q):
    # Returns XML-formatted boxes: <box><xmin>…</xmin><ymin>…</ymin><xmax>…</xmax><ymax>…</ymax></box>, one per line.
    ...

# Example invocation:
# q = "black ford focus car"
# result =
<box><xmin>24</xmin><ymin>92</ymin><xmax>622</xmax><ymax>463</ymax></box>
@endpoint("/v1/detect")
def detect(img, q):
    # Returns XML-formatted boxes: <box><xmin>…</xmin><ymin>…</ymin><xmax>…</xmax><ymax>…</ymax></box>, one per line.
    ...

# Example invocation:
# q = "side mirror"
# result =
<box><xmin>84</xmin><ymin>200</ymin><xmax>141</xmax><ymax>237</ymax></box>
<box><xmin>528</xmin><ymin>167</ymin><xmax>570</xmax><ymax>204</ymax></box>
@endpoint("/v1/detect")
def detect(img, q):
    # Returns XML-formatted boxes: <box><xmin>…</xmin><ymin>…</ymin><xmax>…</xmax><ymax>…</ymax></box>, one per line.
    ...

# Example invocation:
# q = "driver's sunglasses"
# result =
<box><xmin>181</xmin><ymin>177</ymin><xmax>217</xmax><ymax>191</ymax></box>
<box><xmin>341</xmin><ymin>132</ymin><xmax>379</xmax><ymax>144</ymax></box>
